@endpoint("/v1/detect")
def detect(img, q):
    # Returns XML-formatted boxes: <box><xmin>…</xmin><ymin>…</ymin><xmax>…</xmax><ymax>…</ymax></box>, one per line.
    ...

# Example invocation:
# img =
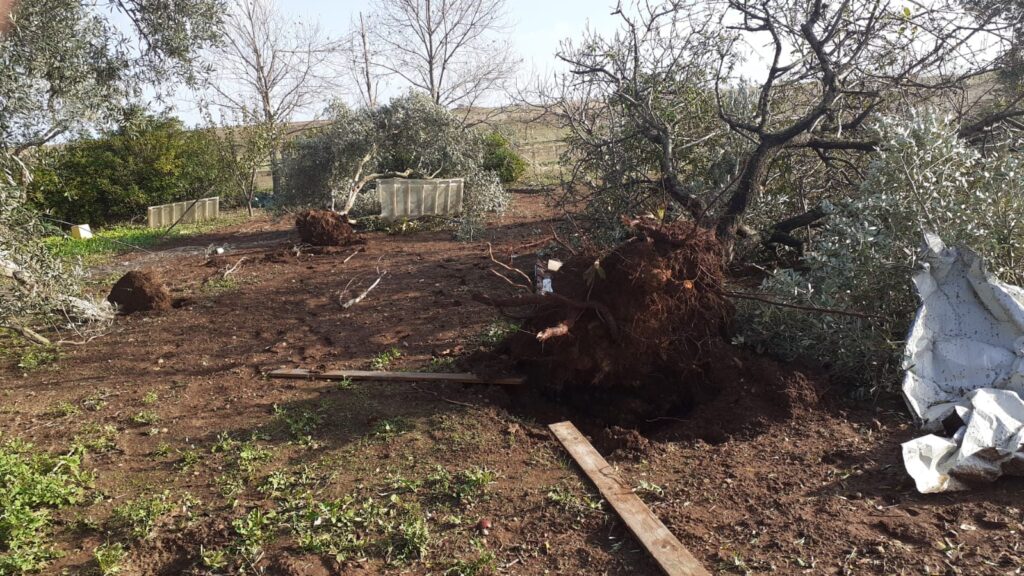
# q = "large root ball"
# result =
<box><xmin>295</xmin><ymin>210</ymin><xmax>360</xmax><ymax>246</ymax></box>
<box><xmin>493</xmin><ymin>220</ymin><xmax>735</xmax><ymax>424</ymax></box>
<box><xmin>108</xmin><ymin>270</ymin><xmax>171</xmax><ymax>314</ymax></box>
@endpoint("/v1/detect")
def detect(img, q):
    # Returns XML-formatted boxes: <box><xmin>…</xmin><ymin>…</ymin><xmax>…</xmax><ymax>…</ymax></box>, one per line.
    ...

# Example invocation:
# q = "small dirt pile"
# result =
<box><xmin>295</xmin><ymin>210</ymin><xmax>361</xmax><ymax>246</ymax></box>
<box><xmin>479</xmin><ymin>219</ymin><xmax>736</xmax><ymax>424</ymax></box>
<box><xmin>108</xmin><ymin>270</ymin><xmax>172</xmax><ymax>314</ymax></box>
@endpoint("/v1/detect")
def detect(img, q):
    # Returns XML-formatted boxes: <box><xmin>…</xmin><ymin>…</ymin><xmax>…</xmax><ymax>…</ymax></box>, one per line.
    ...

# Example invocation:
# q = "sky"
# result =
<box><xmin>170</xmin><ymin>0</ymin><xmax>625</xmax><ymax>125</ymax></box>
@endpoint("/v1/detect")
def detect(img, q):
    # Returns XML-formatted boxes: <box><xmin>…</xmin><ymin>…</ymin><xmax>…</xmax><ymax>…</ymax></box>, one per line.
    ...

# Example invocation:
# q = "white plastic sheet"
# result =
<box><xmin>902</xmin><ymin>234</ymin><xmax>1024</xmax><ymax>493</ymax></box>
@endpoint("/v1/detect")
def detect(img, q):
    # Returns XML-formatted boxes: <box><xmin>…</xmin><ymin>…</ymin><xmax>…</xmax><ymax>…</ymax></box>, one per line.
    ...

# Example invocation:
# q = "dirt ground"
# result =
<box><xmin>2</xmin><ymin>192</ymin><xmax>1023</xmax><ymax>575</ymax></box>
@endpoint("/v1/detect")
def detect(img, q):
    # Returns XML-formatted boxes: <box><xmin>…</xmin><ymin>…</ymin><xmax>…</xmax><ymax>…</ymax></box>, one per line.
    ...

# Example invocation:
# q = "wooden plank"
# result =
<box><xmin>548</xmin><ymin>421</ymin><xmax>710</xmax><ymax>576</ymax></box>
<box><xmin>268</xmin><ymin>368</ymin><xmax>525</xmax><ymax>386</ymax></box>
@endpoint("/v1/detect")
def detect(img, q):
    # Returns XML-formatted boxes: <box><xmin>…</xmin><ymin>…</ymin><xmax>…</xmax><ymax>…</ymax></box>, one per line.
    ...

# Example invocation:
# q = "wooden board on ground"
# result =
<box><xmin>268</xmin><ymin>368</ymin><xmax>525</xmax><ymax>387</ymax></box>
<box><xmin>548</xmin><ymin>421</ymin><xmax>710</xmax><ymax>576</ymax></box>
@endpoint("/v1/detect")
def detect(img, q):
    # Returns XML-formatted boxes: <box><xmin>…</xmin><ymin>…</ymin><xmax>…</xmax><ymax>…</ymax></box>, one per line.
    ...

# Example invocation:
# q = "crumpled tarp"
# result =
<box><xmin>901</xmin><ymin>234</ymin><xmax>1024</xmax><ymax>493</ymax></box>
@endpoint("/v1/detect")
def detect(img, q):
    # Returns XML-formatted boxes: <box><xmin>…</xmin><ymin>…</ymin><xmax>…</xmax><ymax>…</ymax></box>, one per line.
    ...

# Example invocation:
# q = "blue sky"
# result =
<box><xmin>284</xmin><ymin>0</ymin><xmax>622</xmax><ymax>73</ymax></box>
<box><xmin>170</xmin><ymin>0</ymin><xmax>624</xmax><ymax>124</ymax></box>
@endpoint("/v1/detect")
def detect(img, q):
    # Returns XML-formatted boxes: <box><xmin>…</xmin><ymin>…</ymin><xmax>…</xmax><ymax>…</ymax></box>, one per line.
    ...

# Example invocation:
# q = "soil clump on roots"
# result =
<box><xmin>295</xmin><ymin>210</ymin><xmax>362</xmax><ymax>247</ymax></box>
<box><xmin>108</xmin><ymin>270</ymin><xmax>172</xmax><ymax>314</ymax></box>
<box><xmin>478</xmin><ymin>219</ymin><xmax>742</xmax><ymax>424</ymax></box>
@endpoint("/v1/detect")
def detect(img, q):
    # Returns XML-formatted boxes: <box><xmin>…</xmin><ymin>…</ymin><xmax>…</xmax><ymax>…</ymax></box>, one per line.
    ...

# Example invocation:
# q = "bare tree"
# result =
<box><xmin>370</xmin><ymin>0</ymin><xmax>520</xmax><ymax>110</ymax></box>
<box><xmin>209</xmin><ymin>0</ymin><xmax>340</xmax><ymax>196</ymax></box>
<box><xmin>345</xmin><ymin>12</ymin><xmax>385</xmax><ymax>108</ymax></box>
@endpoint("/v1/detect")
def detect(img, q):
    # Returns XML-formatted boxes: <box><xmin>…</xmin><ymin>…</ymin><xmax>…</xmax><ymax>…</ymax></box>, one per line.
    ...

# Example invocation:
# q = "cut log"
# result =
<box><xmin>268</xmin><ymin>369</ymin><xmax>525</xmax><ymax>386</ymax></box>
<box><xmin>549</xmin><ymin>421</ymin><xmax>710</xmax><ymax>576</ymax></box>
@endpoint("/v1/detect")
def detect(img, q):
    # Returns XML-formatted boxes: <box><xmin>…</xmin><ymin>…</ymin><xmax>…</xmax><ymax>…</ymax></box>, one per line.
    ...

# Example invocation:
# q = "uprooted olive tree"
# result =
<box><xmin>0</xmin><ymin>0</ymin><xmax>223</xmax><ymax>344</ymax></box>
<box><xmin>512</xmin><ymin>0</ymin><xmax>1024</xmax><ymax>394</ymax></box>
<box><xmin>279</xmin><ymin>92</ymin><xmax>510</xmax><ymax>239</ymax></box>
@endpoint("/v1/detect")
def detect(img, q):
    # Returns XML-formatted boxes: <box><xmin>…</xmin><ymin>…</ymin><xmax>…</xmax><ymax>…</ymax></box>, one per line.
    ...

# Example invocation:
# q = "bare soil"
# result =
<box><xmin>2</xmin><ymin>192</ymin><xmax>1023</xmax><ymax>575</ymax></box>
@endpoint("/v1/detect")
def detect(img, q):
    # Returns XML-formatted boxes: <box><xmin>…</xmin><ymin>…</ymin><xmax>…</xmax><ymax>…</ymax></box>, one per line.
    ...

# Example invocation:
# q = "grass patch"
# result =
<box><xmin>130</xmin><ymin>410</ymin><xmax>159</xmax><ymax>426</ymax></box>
<box><xmin>73</xmin><ymin>423</ymin><xmax>118</xmax><ymax>454</ymax></box>
<box><xmin>371</xmin><ymin>417</ymin><xmax>411</xmax><ymax>440</ymax></box>
<box><xmin>16</xmin><ymin>346</ymin><xmax>60</xmax><ymax>371</ymax></box>
<box><xmin>287</xmin><ymin>496</ymin><xmax>430</xmax><ymax>564</ymax></box>
<box><xmin>201</xmin><ymin>276</ymin><xmax>241</xmax><ymax>295</ymax></box>
<box><xmin>109</xmin><ymin>491</ymin><xmax>173</xmax><ymax>539</ymax></box>
<box><xmin>370</xmin><ymin>347</ymin><xmax>403</xmax><ymax>371</ymax></box>
<box><xmin>479</xmin><ymin>320</ymin><xmax>519</xmax><ymax>348</ymax></box>
<box><xmin>49</xmin><ymin>401</ymin><xmax>80</xmax><ymax>418</ymax></box>
<box><xmin>93</xmin><ymin>542</ymin><xmax>128</xmax><ymax>575</ymax></box>
<box><xmin>43</xmin><ymin>210</ymin><xmax>251</xmax><ymax>266</ymax></box>
<box><xmin>0</xmin><ymin>440</ymin><xmax>91</xmax><ymax>573</ymax></box>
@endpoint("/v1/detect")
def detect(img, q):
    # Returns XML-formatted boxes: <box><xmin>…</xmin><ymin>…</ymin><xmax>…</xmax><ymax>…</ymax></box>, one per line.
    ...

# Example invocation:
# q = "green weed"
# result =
<box><xmin>371</xmin><ymin>418</ymin><xmax>410</xmax><ymax>440</ymax></box>
<box><xmin>370</xmin><ymin>347</ymin><xmax>402</xmax><ymax>370</ymax></box>
<box><xmin>73</xmin><ymin>423</ymin><xmax>118</xmax><ymax>454</ymax></box>
<box><xmin>426</xmin><ymin>467</ymin><xmax>496</xmax><ymax>505</ymax></box>
<box><xmin>0</xmin><ymin>440</ymin><xmax>90</xmax><ymax>573</ymax></box>
<box><xmin>200</xmin><ymin>545</ymin><xmax>229</xmax><ymax>570</ymax></box>
<box><xmin>110</xmin><ymin>491</ymin><xmax>173</xmax><ymax>539</ymax></box>
<box><xmin>272</xmin><ymin>404</ymin><xmax>323</xmax><ymax>445</ymax></box>
<box><xmin>479</xmin><ymin>320</ymin><xmax>519</xmax><ymax>347</ymax></box>
<box><xmin>17</xmin><ymin>347</ymin><xmax>60</xmax><ymax>371</ymax></box>
<box><xmin>93</xmin><ymin>542</ymin><xmax>128</xmax><ymax>575</ymax></box>
<box><xmin>50</xmin><ymin>401</ymin><xmax>80</xmax><ymax>418</ymax></box>
<box><xmin>130</xmin><ymin>410</ymin><xmax>158</xmax><ymax>426</ymax></box>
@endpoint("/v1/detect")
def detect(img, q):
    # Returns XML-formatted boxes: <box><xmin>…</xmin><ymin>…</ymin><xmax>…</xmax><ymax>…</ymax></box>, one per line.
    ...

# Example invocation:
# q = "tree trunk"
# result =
<box><xmin>270</xmin><ymin>145</ymin><xmax>283</xmax><ymax>197</ymax></box>
<box><xmin>715</xmin><ymin>144</ymin><xmax>777</xmax><ymax>246</ymax></box>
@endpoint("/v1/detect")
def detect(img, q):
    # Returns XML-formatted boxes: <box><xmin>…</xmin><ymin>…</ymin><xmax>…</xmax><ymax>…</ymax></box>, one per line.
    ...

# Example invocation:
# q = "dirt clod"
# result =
<box><xmin>295</xmin><ymin>210</ymin><xmax>362</xmax><ymax>246</ymax></box>
<box><xmin>107</xmin><ymin>270</ymin><xmax>171</xmax><ymax>314</ymax></box>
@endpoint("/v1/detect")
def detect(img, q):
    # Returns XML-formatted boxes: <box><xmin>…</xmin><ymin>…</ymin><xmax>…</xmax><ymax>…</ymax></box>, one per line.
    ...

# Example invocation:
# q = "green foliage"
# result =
<box><xmin>28</xmin><ymin>115</ymin><xmax>230</xmax><ymax>227</ymax></box>
<box><xmin>739</xmin><ymin>112</ymin><xmax>1024</xmax><ymax>391</ymax></box>
<box><xmin>287</xmin><ymin>495</ymin><xmax>429</xmax><ymax>564</ymax></box>
<box><xmin>0</xmin><ymin>439</ymin><xmax>90</xmax><ymax>573</ymax></box>
<box><xmin>130</xmin><ymin>411</ymin><xmax>158</xmax><ymax>426</ymax></box>
<box><xmin>0</xmin><ymin>0</ymin><xmax>223</xmax><ymax>154</ymax></box>
<box><xmin>478</xmin><ymin>319</ymin><xmax>519</xmax><ymax>347</ymax></box>
<box><xmin>16</xmin><ymin>346</ymin><xmax>59</xmax><ymax>371</ymax></box>
<box><xmin>2</xmin><ymin>153</ymin><xmax>109</xmax><ymax>346</ymax></box>
<box><xmin>481</xmin><ymin>131</ymin><xmax>526</xmax><ymax>184</ymax></box>
<box><xmin>370</xmin><ymin>347</ymin><xmax>403</xmax><ymax>370</ymax></box>
<box><xmin>425</xmin><ymin>466</ymin><xmax>496</xmax><ymax>505</ymax></box>
<box><xmin>93</xmin><ymin>542</ymin><xmax>127</xmax><ymax>575</ymax></box>
<box><xmin>371</xmin><ymin>418</ymin><xmax>411</xmax><ymax>440</ymax></box>
<box><xmin>73</xmin><ymin>423</ymin><xmax>118</xmax><ymax>454</ymax></box>
<box><xmin>110</xmin><ymin>491</ymin><xmax>172</xmax><ymax>539</ymax></box>
<box><xmin>43</xmin><ymin>210</ymin><xmax>249</xmax><ymax>267</ymax></box>
<box><xmin>281</xmin><ymin>93</ymin><xmax>510</xmax><ymax>238</ymax></box>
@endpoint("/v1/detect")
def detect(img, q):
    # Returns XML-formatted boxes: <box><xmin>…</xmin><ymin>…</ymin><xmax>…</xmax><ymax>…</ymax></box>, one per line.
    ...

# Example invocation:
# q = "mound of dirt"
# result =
<box><xmin>108</xmin><ymin>270</ymin><xmax>171</xmax><ymax>314</ymax></box>
<box><xmin>295</xmin><ymin>210</ymin><xmax>361</xmax><ymax>246</ymax></box>
<box><xmin>478</xmin><ymin>219</ymin><xmax>737</xmax><ymax>424</ymax></box>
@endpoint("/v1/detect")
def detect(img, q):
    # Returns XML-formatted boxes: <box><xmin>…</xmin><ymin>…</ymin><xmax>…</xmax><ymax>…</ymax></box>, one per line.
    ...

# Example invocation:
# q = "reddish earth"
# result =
<box><xmin>107</xmin><ymin>270</ymin><xmax>172</xmax><ymax>314</ymax></box>
<box><xmin>2</xmin><ymin>192</ymin><xmax>1022</xmax><ymax>575</ymax></box>
<box><xmin>295</xmin><ymin>209</ymin><xmax>362</xmax><ymax>246</ymax></box>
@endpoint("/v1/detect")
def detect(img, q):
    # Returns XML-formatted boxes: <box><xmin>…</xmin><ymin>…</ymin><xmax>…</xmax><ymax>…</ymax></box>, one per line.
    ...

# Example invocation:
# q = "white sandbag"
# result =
<box><xmin>902</xmin><ymin>234</ymin><xmax>1024</xmax><ymax>492</ymax></box>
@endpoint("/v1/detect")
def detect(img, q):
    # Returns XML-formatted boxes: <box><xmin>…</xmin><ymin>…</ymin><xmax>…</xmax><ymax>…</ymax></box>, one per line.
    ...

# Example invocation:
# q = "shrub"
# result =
<box><xmin>28</xmin><ymin>114</ymin><xmax>230</xmax><ymax>227</ymax></box>
<box><xmin>481</xmin><ymin>131</ymin><xmax>526</xmax><ymax>183</ymax></box>
<box><xmin>738</xmin><ymin>111</ymin><xmax>1024</xmax><ymax>391</ymax></box>
<box><xmin>281</xmin><ymin>93</ymin><xmax>509</xmax><ymax>238</ymax></box>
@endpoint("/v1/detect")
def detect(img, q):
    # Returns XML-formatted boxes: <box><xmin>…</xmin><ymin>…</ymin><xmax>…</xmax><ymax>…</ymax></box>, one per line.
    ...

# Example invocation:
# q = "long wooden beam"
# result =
<box><xmin>548</xmin><ymin>421</ymin><xmax>710</xmax><ymax>576</ymax></box>
<box><xmin>267</xmin><ymin>368</ymin><xmax>525</xmax><ymax>386</ymax></box>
